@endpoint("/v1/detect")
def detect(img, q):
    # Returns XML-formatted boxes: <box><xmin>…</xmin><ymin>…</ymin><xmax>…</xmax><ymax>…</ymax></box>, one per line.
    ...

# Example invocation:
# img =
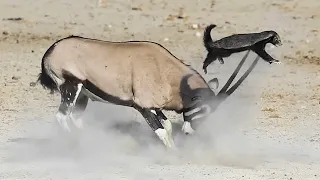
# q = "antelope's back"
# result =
<box><xmin>48</xmin><ymin>37</ymin><xmax>208</xmax><ymax>109</ymax></box>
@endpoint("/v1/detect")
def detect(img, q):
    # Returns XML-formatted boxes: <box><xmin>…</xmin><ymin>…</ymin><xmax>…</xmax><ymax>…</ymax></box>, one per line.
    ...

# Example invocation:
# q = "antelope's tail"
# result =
<box><xmin>37</xmin><ymin>44</ymin><xmax>58</xmax><ymax>93</ymax></box>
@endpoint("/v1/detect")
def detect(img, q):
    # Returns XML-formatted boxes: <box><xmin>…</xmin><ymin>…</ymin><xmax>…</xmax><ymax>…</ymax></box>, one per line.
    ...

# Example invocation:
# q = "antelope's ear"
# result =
<box><xmin>208</xmin><ymin>78</ymin><xmax>219</xmax><ymax>90</ymax></box>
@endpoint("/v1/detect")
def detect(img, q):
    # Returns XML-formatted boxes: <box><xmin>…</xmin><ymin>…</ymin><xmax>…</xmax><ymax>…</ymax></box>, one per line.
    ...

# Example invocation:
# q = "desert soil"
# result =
<box><xmin>0</xmin><ymin>0</ymin><xmax>320</xmax><ymax>179</ymax></box>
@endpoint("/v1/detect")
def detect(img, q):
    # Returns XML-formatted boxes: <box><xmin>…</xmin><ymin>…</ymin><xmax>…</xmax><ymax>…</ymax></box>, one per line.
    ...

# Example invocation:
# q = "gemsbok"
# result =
<box><xmin>37</xmin><ymin>33</ymin><xmax>261</xmax><ymax>150</ymax></box>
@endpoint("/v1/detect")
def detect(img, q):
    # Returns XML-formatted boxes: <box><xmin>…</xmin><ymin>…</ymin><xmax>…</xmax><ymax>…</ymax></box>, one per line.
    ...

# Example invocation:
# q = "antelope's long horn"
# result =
<box><xmin>225</xmin><ymin>55</ymin><xmax>260</xmax><ymax>95</ymax></box>
<box><xmin>218</xmin><ymin>50</ymin><xmax>250</xmax><ymax>95</ymax></box>
<box><xmin>215</xmin><ymin>51</ymin><xmax>260</xmax><ymax>105</ymax></box>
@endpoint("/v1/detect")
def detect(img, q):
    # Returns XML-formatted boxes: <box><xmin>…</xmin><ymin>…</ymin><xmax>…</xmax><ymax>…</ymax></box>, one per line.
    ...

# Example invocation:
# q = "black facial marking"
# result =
<box><xmin>191</xmin><ymin>96</ymin><xmax>202</xmax><ymax>101</ymax></box>
<box><xmin>183</xmin><ymin>106</ymin><xmax>207</xmax><ymax>123</ymax></box>
<box><xmin>184</xmin><ymin>50</ymin><xmax>259</xmax><ymax>131</ymax></box>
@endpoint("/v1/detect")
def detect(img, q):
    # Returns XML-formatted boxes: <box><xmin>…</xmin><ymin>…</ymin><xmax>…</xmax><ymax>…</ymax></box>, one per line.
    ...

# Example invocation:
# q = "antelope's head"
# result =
<box><xmin>181</xmin><ymin>51</ymin><xmax>260</xmax><ymax>134</ymax></box>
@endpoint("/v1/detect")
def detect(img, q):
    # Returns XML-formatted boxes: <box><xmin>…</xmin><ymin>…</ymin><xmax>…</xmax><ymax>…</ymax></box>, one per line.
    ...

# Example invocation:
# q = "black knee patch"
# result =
<box><xmin>58</xmin><ymin>83</ymin><xmax>79</xmax><ymax>114</ymax></box>
<box><xmin>136</xmin><ymin>107</ymin><xmax>164</xmax><ymax>131</ymax></box>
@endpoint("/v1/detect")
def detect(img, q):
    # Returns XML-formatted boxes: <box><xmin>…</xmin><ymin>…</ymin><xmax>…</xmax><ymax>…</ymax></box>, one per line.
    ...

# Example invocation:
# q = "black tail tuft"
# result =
<box><xmin>37</xmin><ymin>56</ymin><xmax>58</xmax><ymax>94</ymax></box>
<box><xmin>203</xmin><ymin>24</ymin><xmax>217</xmax><ymax>51</ymax></box>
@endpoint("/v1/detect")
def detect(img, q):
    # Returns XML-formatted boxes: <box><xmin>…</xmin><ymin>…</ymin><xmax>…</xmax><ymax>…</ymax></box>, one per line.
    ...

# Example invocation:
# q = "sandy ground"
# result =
<box><xmin>0</xmin><ymin>0</ymin><xmax>320</xmax><ymax>179</ymax></box>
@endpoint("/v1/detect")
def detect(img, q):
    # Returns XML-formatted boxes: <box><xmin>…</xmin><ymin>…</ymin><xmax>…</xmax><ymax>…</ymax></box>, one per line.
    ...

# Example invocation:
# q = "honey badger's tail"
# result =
<box><xmin>203</xmin><ymin>24</ymin><xmax>217</xmax><ymax>51</ymax></box>
<box><xmin>202</xmin><ymin>24</ymin><xmax>218</xmax><ymax>74</ymax></box>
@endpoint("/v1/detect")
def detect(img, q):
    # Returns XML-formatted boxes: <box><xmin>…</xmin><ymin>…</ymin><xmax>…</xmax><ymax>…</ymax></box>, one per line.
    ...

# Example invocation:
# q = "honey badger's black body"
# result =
<box><xmin>202</xmin><ymin>24</ymin><xmax>282</xmax><ymax>74</ymax></box>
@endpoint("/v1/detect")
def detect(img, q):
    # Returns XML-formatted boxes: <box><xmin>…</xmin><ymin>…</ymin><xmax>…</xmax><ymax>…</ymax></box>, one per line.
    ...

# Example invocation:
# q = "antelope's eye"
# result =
<box><xmin>191</xmin><ymin>96</ymin><xmax>202</xmax><ymax>101</ymax></box>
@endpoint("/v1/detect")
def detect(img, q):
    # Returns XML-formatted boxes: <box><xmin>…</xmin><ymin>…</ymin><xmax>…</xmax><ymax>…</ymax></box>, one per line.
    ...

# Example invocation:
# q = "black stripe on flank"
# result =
<box><xmin>61</xmin><ymin>71</ymin><xmax>135</xmax><ymax>107</ymax></box>
<box><xmin>82</xmin><ymin>80</ymin><xmax>134</xmax><ymax>107</ymax></box>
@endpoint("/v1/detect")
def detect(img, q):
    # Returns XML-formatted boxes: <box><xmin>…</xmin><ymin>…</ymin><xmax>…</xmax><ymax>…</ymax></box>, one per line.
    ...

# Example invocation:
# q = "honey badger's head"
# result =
<box><xmin>270</xmin><ymin>31</ymin><xmax>282</xmax><ymax>47</ymax></box>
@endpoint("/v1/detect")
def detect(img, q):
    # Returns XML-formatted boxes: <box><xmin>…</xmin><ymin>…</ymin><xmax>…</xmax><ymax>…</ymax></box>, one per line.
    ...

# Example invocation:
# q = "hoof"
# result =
<box><xmin>182</xmin><ymin>122</ymin><xmax>195</xmax><ymax>135</ymax></box>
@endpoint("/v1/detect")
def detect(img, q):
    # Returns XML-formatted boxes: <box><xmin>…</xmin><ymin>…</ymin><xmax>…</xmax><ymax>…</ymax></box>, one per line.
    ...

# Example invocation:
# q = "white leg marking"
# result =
<box><xmin>70</xmin><ymin>83</ymin><xmax>84</xmax><ymax>129</ymax></box>
<box><xmin>150</xmin><ymin>110</ymin><xmax>157</xmax><ymax>115</ymax></box>
<box><xmin>182</xmin><ymin>121</ymin><xmax>195</xmax><ymax>135</ymax></box>
<box><xmin>71</xmin><ymin>115</ymin><xmax>84</xmax><ymax>129</ymax></box>
<box><xmin>155</xmin><ymin>128</ymin><xmax>177</xmax><ymax>150</ymax></box>
<box><xmin>162</xmin><ymin>120</ymin><xmax>173</xmax><ymax>139</ymax></box>
<box><xmin>56</xmin><ymin>112</ymin><xmax>71</xmax><ymax>132</ymax></box>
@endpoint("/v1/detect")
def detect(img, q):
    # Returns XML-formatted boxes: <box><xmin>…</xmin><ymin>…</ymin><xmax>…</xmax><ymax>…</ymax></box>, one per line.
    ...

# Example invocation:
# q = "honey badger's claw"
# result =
<box><xmin>274</xmin><ymin>61</ymin><xmax>281</xmax><ymax>64</ymax></box>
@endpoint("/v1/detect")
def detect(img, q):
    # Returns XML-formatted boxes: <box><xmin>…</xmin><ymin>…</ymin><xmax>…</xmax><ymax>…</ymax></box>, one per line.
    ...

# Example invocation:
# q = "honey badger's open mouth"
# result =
<box><xmin>273</xmin><ymin>34</ymin><xmax>282</xmax><ymax>47</ymax></box>
<box><xmin>275</xmin><ymin>40</ymin><xmax>282</xmax><ymax>47</ymax></box>
<box><xmin>265</xmin><ymin>42</ymin><xmax>281</xmax><ymax>62</ymax></box>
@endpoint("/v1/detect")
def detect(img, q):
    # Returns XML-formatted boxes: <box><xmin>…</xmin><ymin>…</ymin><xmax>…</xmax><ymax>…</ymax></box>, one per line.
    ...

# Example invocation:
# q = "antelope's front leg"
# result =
<box><xmin>181</xmin><ymin>121</ymin><xmax>195</xmax><ymax>135</ymax></box>
<box><xmin>137</xmin><ymin>108</ymin><xmax>177</xmax><ymax>150</ymax></box>
<box><xmin>56</xmin><ymin>83</ymin><xmax>88</xmax><ymax>131</ymax></box>
<box><xmin>153</xmin><ymin>110</ymin><xmax>174</xmax><ymax>146</ymax></box>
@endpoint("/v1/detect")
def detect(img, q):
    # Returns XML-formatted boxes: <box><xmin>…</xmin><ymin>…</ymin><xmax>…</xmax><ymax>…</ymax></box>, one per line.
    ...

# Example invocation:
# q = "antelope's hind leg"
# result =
<box><xmin>137</xmin><ymin>108</ymin><xmax>177</xmax><ymax>150</ymax></box>
<box><xmin>56</xmin><ymin>83</ymin><xmax>88</xmax><ymax>131</ymax></box>
<box><xmin>70</xmin><ymin>89</ymin><xmax>89</xmax><ymax>129</ymax></box>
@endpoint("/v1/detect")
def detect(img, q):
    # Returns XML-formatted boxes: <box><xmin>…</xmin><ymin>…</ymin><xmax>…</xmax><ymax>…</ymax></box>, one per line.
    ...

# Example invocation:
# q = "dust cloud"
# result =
<box><xmin>1</xmin><ymin>53</ymin><xmax>319</xmax><ymax>178</ymax></box>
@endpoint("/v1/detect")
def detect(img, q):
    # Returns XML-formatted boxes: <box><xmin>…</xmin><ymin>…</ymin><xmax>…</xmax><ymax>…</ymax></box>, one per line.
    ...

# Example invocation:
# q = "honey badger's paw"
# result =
<box><xmin>272</xmin><ymin>60</ymin><xmax>282</xmax><ymax>64</ymax></box>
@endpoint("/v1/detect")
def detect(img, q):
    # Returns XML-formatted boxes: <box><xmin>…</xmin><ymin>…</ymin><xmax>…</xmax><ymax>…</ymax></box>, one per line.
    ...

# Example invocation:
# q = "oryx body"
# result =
<box><xmin>38</xmin><ymin>35</ymin><xmax>258</xmax><ymax>150</ymax></box>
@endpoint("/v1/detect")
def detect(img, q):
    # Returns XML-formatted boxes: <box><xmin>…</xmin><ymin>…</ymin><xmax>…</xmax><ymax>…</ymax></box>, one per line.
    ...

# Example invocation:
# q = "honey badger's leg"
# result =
<box><xmin>218</xmin><ymin>57</ymin><xmax>225</xmax><ymax>64</ymax></box>
<box><xmin>56</xmin><ymin>83</ymin><xmax>88</xmax><ymax>131</ymax></box>
<box><xmin>137</xmin><ymin>107</ymin><xmax>176</xmax><ymax>150</ymax></box>
<box><xmin>203</xmin><ymin>52</ymin><xmax>218</xmax><ymax>74</ymax></box>
<box><xmin>253</xmin><ymin>45</ymin><xmax>280</xmax><ymax>64</ymax></box>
